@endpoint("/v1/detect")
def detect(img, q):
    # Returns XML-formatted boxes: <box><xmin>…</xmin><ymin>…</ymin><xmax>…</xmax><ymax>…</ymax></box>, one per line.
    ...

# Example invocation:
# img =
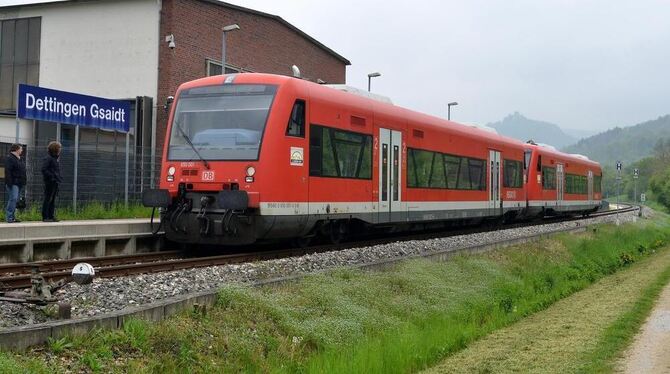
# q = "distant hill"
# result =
<box><xmin>562</xmin><ymin>128</ymin><xmax>599</xmax><ymax>140</ymax></box>
<box><xmin>562</xmin><ymin>115</ymin><xmax>670</xmax><ymax>167</ymax></box>
<box><xmin>487</xmin><ymin>112</ymin><xmax>577</xmax><ymax>148</ymax></box>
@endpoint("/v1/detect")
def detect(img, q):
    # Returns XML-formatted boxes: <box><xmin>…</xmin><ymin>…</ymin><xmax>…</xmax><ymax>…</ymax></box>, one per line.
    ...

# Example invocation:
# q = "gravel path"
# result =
<box><xmin>621</xmin><ymin>280</ymin><xmax>670</xmax><ymax>373</ymax></box>
<box><xmin>0</xmin><ymin>210</ymin><xmax>641</xmax><ymax>329</ymax></box>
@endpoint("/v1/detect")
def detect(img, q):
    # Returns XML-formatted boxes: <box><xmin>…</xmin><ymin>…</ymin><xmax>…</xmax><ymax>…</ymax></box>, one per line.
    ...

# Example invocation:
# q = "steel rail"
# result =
<box><xmin>0</xmin><ymin>204</ymin><xmax>638</xmax><ymax>290</ymax></box>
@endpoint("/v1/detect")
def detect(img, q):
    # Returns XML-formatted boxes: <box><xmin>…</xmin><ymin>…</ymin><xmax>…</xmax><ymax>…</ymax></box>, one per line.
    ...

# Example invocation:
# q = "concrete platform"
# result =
<box><xmin>0</xmin><ymin>219</ymin><xmax>163</xmax><ymax>263</ymax></box>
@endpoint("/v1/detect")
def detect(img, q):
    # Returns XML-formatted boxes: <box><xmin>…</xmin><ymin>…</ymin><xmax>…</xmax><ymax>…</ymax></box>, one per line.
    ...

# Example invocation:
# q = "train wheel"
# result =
<box><xmin>329</xmin><ymin>221</ymin><xmax>348</xmax><ymax>244</ymax></box>
<box><xmin>293</xmin><ymin>236</ymin><xmax>313</xmax><ymax>248</ymax></box>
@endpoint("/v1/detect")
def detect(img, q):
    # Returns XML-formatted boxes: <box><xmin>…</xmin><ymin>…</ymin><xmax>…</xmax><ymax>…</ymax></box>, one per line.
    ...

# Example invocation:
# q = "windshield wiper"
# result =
<box><xmin>175</xmin><ymin>124</ymin><xmax>210</xmax><ymax>170</ymax></box>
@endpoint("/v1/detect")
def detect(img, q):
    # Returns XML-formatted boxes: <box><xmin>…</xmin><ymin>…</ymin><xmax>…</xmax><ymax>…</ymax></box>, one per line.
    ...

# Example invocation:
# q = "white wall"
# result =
<box><xmin>0</xmin><ymin>0</ymin><xmax>161</xmax><ymax>141</ymax></box>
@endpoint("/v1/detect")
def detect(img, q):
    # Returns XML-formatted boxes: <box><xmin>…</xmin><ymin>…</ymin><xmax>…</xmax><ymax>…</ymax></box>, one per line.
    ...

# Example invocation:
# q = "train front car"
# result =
<box><xmin>143</xmin><ymin>74</ymin><xmax>308</xmax><ymax>245</ymax></box>
<box><xmin>525</xmin><ymin>144</ymin><xmax>602</xmax><ymax>217</ymax></box>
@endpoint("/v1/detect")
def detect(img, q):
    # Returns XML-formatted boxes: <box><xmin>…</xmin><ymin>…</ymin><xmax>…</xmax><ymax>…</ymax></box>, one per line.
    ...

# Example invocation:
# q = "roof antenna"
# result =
<box><xmin>291</xmin><ymin>65</ymin><xmax>301</xmax><ymax>78</ymax></box>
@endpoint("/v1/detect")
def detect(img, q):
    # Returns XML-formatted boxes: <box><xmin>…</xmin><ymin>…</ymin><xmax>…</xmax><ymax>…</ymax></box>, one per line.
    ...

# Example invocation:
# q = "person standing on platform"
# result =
<box><xmin>4</xmin><ymin>144</ymin><xmax>26</xmax><ymax>223</ymax></box>
<box><xmin>41</xmin><ymin>141</ymin><xmax>63</xmax><ymax>222</ymax></box>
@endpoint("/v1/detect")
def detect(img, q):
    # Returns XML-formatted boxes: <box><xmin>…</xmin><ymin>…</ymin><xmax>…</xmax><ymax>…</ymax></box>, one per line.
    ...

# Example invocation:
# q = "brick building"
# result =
<box><xmin>157</xmin><ymin>0</ymin><xmax>350</xmax><ymax>149</ymax></box>
<box><xmin>0</xmin><ymin>0</ymin><xmax>349</xmax><ymax>205</ymax></box>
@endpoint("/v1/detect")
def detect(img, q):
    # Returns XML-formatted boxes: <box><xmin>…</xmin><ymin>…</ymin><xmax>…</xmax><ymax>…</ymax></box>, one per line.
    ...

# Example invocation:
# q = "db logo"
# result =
<box><xmin>202</xmin><ymin>171</ymin><xmax>215</xmax><ymax>181</ymax></box>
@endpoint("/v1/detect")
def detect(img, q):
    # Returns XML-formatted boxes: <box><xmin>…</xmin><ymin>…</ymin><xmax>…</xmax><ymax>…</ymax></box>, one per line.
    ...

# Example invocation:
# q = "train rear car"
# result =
<box><xmin>525</xmin><ymin>143</ymin><xmax>602</xmax><ymax>216</ymax></box>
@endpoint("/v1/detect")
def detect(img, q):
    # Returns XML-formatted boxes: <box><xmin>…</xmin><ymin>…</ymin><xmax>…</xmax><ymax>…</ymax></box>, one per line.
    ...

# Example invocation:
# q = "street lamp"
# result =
<box><xmin>367</xmin><ymin>72</ymin><xmax>381</xmax><ymax>92</ymax></box>
<box><xmin>447</xmin><ymin>102</ymin><xmax>458</xmax><ymax>120</ymax></box>
<box><xmin>222</xmin><ymin>23</ymin><xmax>240</xmax><ymax>75</ymax></box>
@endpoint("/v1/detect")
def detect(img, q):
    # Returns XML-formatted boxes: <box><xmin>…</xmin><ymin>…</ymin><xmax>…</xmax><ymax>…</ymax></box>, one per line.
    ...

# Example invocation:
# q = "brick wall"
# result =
<box><xmin>156</xmin><ymin>0</ymin><xmax>348</xmax><ymax>151</ymax></box>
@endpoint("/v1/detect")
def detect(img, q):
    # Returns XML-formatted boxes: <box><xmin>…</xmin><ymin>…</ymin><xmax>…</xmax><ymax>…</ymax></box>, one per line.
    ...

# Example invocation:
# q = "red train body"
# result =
<box><xmin>142</xmin><ymin>73</ymin><xmax>602</xmax><ymax>245</ymax></box>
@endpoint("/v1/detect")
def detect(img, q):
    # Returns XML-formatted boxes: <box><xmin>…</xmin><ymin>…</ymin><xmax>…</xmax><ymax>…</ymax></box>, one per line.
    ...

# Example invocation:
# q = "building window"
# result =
<box><xmin>0</xmin><ymin>17</ymin><xmax>41</xmax><ymax>111</ymax></box>
<box><xmin>309</xmin><ymin>124</ymin><xmax>372</xmax><ymax>179</ymax></box>
<box><xmin>206</xmin><ymin>59</ymin><xmax>252</xmax><ymax>76</ymax></box>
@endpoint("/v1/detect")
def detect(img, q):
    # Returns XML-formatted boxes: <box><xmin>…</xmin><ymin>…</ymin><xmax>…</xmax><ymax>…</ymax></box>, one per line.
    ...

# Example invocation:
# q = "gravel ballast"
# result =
<box><xmin>0</xmin><ymin>211</ymin><xmax>642</xmax><ymax>329</ymax></box>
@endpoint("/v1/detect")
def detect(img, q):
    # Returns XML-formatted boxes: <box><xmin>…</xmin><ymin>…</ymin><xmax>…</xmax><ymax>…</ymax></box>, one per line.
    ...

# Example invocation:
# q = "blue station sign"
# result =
<box><xmin>17</xmin><ymin>84</ymin><xmax>130</xmax><ymax>132</ymax></box>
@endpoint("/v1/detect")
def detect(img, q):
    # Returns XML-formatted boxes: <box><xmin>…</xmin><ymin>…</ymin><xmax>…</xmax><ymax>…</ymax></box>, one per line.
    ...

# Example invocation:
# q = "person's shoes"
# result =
<box><xmin>42</xmin><ymin>218</ymin><xmax>53</xmax><ymax>222</ymax></box>
<box><xmin>6</xmin><ymin>219</ymin><xmax>20</xmax><ymax>223</ymax></box>
<box><xmin>51</xmin><ymin>218</ymin><xmax>60</xmax><ymax>222</ymax></box>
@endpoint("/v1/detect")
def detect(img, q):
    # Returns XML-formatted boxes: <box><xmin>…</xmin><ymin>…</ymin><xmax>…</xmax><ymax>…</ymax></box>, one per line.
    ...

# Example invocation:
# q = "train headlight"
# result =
<box><xmin>246</xmin><ymin>166</ymin><xmax>256</xmax><ymax>177</ymax></box>
<box><xmin>168</xmin><ymin>166</ymin><xmax>176</xmax><ymax>176</ymax></box>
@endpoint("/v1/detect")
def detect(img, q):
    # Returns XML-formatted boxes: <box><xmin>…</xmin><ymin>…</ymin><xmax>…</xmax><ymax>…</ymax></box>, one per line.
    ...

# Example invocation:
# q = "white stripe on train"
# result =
<box><xmin>258</xmin><ymin>200</ymin><xmax>601</xmax><ymax>216</ymax></box>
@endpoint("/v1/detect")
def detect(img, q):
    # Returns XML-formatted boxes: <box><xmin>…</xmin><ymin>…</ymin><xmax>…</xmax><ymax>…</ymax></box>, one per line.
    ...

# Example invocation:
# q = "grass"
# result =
<box><xmin>0</xmin><ymin>201</ymin><xmax>153</xmax><ymax>222</ymax></box>
<box><xmin>1</xmin><ymin>217</ymin><xmax>669</xmax><ymax>373</ymax></box>
<box><xmin>424</xmin><ymin>236</ymin><xmax>670</xmax><ymax>373</ymax></box>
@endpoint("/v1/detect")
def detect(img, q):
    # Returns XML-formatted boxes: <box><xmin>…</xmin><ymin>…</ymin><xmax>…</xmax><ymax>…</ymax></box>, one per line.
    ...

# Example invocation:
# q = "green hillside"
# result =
<box><xmin>562</xmin><ymin>115</ymin><xmax>670</xmax><ymax>167</ymax></box>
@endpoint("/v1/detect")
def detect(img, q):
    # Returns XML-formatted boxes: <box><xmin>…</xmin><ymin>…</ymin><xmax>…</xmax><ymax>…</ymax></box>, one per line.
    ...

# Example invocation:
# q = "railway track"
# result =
<box><xmin>0</xmin><ymin>204</ymin><xmax>639</xmax><ymax>290</ymax></box>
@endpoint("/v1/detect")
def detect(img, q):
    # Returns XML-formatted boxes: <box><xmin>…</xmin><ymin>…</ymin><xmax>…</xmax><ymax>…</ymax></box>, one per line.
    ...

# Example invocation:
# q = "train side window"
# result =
<box><xmin>407</xmin><ymin>149</ymin><xmax>418</xmax><ymax>187</ymax></box>
<box><xmin>468</xmin><ymin>159</ymin><xmax>486</xmax><ymax>190</ymax></box>
<box><xmin>309</xmin><ymin>124</ymin><xmax>372</xmax><ymax>179</ymax></box>
<box><xmin>594</xmin><ymin>174</ymin><xmax>602</xmax><ymax>193</ymax></box>
<box><xmin>444</xmin><ymin>155</ymin><xmax>460</xmax><ymax>189</ymax></box>
<box><xmin>457</xmin><ymin>158</ymin><xmax>471</xmax><ymax>189</ymax></box>
<box><xmin>286</xmin><ymin>100</ymin><xmax>306</xmax><ymax>137</ymax></box>
<box><xmin>430</xmin><ymin>153</ymin><xmax>447</xmax><ymax>188</ymax></box>
<box><xmin>503</xmin><ymin>160</ymin><xmax>523</xmax><ymax>188</ymax></box>
<box><xmin>542</xmin><ymin>167</ymin><xmax>556</xmax><ymax>190</ymax></box>
<box><xmin>309</xmin><ymin>125</ymin><xmax>323</xmax><ymax>175</ymax></box>
<box><xmin>413</xmin><ymin>149</ymin><xmax>433</xmax><ymax>187</ymax></box>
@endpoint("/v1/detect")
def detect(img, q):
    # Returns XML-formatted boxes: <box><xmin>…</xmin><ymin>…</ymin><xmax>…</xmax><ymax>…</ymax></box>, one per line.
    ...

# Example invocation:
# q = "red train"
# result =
<box><xmin>142</xmin><ymin>73</ymin><xmax>602</xmax><ymax>246</ymax></box>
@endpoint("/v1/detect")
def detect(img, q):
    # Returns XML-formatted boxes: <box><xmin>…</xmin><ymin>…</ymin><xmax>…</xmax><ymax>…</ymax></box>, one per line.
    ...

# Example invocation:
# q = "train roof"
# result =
<box><xmin>527</xmin><ymin>143</ymin><xmax>601</xmax><ymax>169</ymax></box>
<box><xmin>176</xmin><ymin>74</ymin><xmax>600</xmax><ymax>169</ymax></box>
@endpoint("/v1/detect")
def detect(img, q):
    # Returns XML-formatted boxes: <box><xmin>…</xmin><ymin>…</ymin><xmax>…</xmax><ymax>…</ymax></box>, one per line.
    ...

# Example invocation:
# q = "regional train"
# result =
<box><xmin>142</xmin><ymin>73</ymin><xmax>602</xmax><ymax>246</ymax></box>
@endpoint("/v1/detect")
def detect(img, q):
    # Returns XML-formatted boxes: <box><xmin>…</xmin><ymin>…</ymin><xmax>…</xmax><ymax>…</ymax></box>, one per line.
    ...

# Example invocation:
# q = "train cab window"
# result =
<box><xmin>537</xmin><ymin>155</ymin><xmax>542</xmax><ymax>172</ymax></box>
<box><xmin>503</xmin><ymin>160</ymin><xmax>523</xmax><ymax>188</ymax></box>
<box><xmin>524</xmin><ymin>150</ymin><xmax>532</xmax><ymax>170</ymax></box>
<box><xmin>542</xmin><ymin>166</ymin><xmax>556</xmax><ymax>189</ymax></box>
<box><xmin>594</xmin><ymin>174</ymin><xmax>602</xmax><ymax>193</ymax></box>
<box><xmin>309</xmin><ymin>124</ymin><xmax>372</xmax><ymax>179</ymax></box>
<box><xmin>286</xmin><ymin>100</ymin><xmax>306</xmax><ymax>137</ymax></box>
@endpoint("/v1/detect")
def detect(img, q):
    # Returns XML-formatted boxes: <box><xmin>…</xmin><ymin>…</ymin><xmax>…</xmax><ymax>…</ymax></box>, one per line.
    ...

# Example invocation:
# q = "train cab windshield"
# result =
<box><xmin>167</xmin><ymin>84</ymin><xmax>277</xmax><ymax>161</ymax></box>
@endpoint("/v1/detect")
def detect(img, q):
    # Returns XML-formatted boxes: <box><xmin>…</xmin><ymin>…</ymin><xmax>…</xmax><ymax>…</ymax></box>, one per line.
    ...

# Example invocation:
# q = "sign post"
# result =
<box><xmin>17</xmin><ymin>84</ymin><xmax>131</xmax><ymax>214</ymax></box>
<box><xmin>616</xmin><ymin>161</ymin><xmax>622</xmax><ymax>225</ymax></box>
<box><xmin>633</xmin><ymin>168</ymin><xmax>639</xmax><ymax>205</ymax></box>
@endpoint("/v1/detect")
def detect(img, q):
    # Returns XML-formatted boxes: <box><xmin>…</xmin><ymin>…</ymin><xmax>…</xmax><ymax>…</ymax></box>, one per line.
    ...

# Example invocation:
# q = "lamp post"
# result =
<box><xmin>367</xmin><ymin>72</ymin><xmax>381</xmax><ymax>92</ymax></box>
<box><xmin>447</xmin><ymin>102</ymin><xmax>458</xmax><ymax>120</ymax></box>
<box><xmin>222</xmin><ymin>24</ymin><xmax>240</xmax><ymax>75</ymax></box>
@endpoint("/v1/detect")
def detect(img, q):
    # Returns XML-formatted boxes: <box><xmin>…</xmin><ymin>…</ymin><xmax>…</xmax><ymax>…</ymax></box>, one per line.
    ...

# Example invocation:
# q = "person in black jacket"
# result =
<box><xmin>4</xmin><ymin>144</ymin><xmax>26</xmax><ymax>223</ymax></box>
<box><xmin>41</xmin><ymin>141</ymin><xmax>63</xmax><ymax>222</ymax></box>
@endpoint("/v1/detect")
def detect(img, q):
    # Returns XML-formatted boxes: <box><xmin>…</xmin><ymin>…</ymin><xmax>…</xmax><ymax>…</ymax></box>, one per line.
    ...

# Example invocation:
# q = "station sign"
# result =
<box><xmin>17</xmin><ymin>84</ymin><xmax>130</xmax><ymax>132</ymax></box>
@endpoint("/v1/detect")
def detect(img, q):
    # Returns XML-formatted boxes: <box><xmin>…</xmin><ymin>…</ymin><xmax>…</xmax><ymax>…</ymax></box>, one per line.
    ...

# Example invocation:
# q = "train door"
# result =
<box><xmin>556</xmin><ymin>164</ymin><xmax>565</xmax><ymax>207</ymax></box>
<box><xmin>379</xmin><ymin>128</ymin><xmax>403</xmax><ymax>222</ymax></box>
<box><xmin>587</xmin><ymin>170</ymin><xmax>594</xmax><ymax>202</ymax></box>
<box><xmin>488</xmin><ymin>150</ymin><xmax>501</xmax><ymax>215</ymax></box>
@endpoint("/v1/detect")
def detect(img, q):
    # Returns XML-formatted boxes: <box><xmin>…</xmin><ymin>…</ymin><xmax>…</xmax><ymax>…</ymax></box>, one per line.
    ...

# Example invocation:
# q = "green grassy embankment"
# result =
<box><xmin>424</xmin><ymin>234</ymin><xmax>670</xmax><ymax>373</ymax></box>
<box><xmin>1</xmin><ymin>216</ymin><xmax>669</xmax><ymax>373</ymax></box>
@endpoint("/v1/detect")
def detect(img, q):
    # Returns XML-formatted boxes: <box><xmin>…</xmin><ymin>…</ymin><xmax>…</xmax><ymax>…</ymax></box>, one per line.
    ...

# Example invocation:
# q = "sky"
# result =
<box><xmin>6</xmin><ymin>0</ymin><xmax>670</xmax><ymax>131</ymax></box>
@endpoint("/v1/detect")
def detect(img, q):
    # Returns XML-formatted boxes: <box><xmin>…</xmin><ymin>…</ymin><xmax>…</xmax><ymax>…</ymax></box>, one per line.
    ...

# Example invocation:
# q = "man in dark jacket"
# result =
<box><xmin>41</xmin><ymin>141</ymin><xmax>63</xmax><ymax>222</ymax></box>
<box><xmin>4</xmin><ymin>144</ymin><xmax>26</xmax><ymax>223</ymax></box>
